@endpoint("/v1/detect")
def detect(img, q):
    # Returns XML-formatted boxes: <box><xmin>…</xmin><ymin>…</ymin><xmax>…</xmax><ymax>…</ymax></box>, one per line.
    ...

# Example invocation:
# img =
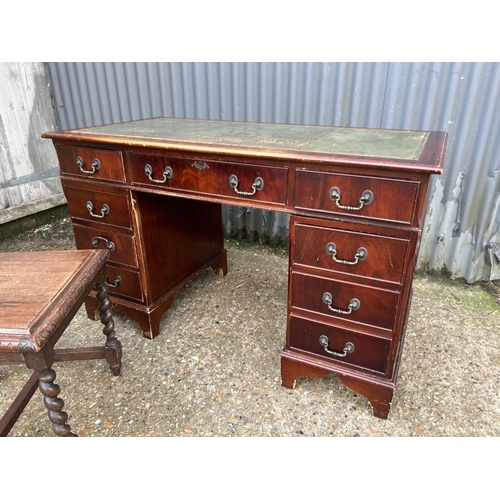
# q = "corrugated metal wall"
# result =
<box><xmin>0</xmin><ymin>62</ymin><xmax>63</xmax><ymax>224</ymax></box>
<box><xmin>45</xmin><ymin>62</ymin><xmax>500</xmax><ymax>283</ymax></box>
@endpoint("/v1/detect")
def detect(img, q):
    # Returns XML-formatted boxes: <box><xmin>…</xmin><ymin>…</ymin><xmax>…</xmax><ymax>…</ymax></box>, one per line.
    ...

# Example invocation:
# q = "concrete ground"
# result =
<box><xmin>1</xmin><ymin>210</ymin><xmax>499</xmax><ymax>438</ymax></box>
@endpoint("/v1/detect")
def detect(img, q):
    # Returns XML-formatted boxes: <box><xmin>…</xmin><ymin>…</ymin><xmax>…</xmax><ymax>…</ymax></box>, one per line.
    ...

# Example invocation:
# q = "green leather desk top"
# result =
<box><xmin>70</xmin><ymin>118</ymin><xmax>429</xmax><ymax>161</ymax></box>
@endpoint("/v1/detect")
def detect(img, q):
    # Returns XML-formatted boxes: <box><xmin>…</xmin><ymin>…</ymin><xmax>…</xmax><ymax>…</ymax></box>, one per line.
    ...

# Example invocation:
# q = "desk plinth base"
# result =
<box><xmin>280</xmin><ymin>349</ymin><xmax>394</xmax><ymax>419</ymax></box>
<box><xmin>85</xmin><ymin>249</ymin><xmax>228</xmax><ymax>340</ymax></box>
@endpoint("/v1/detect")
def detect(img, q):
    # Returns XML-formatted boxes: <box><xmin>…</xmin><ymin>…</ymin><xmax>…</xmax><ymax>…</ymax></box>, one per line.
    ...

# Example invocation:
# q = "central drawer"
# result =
<box><xmin>291</xmin><ymin>271</ymin><xmax>400</xmax><ymax>332</ymax></box>
<box><xmin>126</xmin><ymin>152</ymin><xmax>287</xmax><ymax>206</ymax></box>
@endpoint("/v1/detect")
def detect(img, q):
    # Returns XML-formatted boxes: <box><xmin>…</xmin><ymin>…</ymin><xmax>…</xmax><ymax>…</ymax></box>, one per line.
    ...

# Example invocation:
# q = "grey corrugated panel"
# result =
<box><xmin>415</xmin><ymin>63</ymin><xmax>500</xmax><ymax>281</ymax></box>
<box><xmin>44</xmin><ymin>62</ymin><xmax>500</xmax><ymax>282</ymax></box>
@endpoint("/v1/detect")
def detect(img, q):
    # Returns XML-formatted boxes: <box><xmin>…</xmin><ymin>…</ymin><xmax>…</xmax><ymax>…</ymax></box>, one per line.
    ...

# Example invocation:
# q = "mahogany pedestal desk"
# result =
<box><xmin>43</xmin><ymin>118</ymin><xmax>446</xmax><ymax>419</ymax></box>
<box><xmin>0</xmin><ymin>249</ymin><xmax>122</xmax><ymax>437</ymax></box>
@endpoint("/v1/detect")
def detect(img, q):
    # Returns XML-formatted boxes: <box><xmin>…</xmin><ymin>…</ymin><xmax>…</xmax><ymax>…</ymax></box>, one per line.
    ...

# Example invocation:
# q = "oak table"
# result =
<box><xmin>0</xmin><ymin>249</ymin><xmax>122</xmax><ymax>436</ymax></box>
<box><xmin>43</xmin><ymin>118</ymin><xmax>446</xmax><ymax>418</ymax></box>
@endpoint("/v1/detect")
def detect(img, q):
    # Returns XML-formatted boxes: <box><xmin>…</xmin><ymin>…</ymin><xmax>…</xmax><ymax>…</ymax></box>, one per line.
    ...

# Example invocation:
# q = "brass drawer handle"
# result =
<box><xmin>319</xmin><ymin>335</ymin><xmax>355</xmax><ymax>357</ymax></box>
<box><xmin>76</xmin><ymin>156</ymin><xmax>100</xmax><ymax>174</ymax></box>
<box><xmin>105</xmin><ymin>276</ymin><xmax>122</xmax><ymax>288</ymax></box>
<box><xmin>329</xmin><ymin>187</ymin><xmax>373</xmax><ymax>211</ymax></box>
<box><xmin>229</xmin><ymin>174</ymin><xmax>264</xmax><ymax>196</ymax></box>
<box><xmin>144</xmin><ymin>164</ymin><xmax>173</xmax><ymax>183</ymax></box>
<box><xmin>86</xmin><ymin>201</ymin><xmax>109</xmax><ymax>218</ymax></box>
<box><xmin>322</xmin><ymin>292</ymin><xmax>360</xmax><ymax>315</ymax></box>
<box><xmin>91</xmin><ymin>236</ymin><xmax>115</xmax><ymax>252</ymax></box>
<box><xmin>326</xmin><ymin>242</ymin><xmax>367</xmax><ymax>265</ymax></box>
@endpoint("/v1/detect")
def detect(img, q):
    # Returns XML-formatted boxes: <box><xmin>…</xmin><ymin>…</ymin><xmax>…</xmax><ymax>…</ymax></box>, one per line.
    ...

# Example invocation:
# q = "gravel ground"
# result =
<box><xmin>1</xmin><ymin>211</ymin><xmax>499</xmax><ymax>440</ymax></box>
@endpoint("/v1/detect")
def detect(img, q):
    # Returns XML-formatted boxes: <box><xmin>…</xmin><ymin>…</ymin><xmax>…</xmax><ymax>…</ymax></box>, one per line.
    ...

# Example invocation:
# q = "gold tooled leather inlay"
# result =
<box><xmin>77</xmin><ymin>118</ymin><xmax>429</xmax><ymax>160</ymax></box>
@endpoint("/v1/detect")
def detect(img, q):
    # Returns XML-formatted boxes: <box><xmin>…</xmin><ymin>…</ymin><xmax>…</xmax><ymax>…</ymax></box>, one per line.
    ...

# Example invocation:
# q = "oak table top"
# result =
<box><xmin>0</xmin><ymin>250</ymin><xmax>107</xmax><ymax>353</ymax></box>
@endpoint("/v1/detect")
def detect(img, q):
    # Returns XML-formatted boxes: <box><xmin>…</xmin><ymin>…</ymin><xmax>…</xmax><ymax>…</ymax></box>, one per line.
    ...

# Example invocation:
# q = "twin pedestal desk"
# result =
<box><xmin>43</xmin><ymin>118</ymin><xmax>446</xmax><ymax>419</ymax></box>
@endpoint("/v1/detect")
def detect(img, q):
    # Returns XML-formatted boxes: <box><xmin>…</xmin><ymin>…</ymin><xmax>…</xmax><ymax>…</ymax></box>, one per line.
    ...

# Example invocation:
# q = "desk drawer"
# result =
<box><xmin>72</xmin><ymin>224</ymin><xmax>138</xmax><ymax>268</ymax></box>
<box><xmin>293</xmin><ymin>221</ymin><xmax>409</xmax><ymax>284</ymax></box>
<box><xmin>104</xmin><ymin>264</ymin><xmax>143</xmax><ymax>302</ymax></box>
<box><xmin>289</xmin><ymin>316</ymin><xmax>391</xmax><ymax>374</ymax></box>
<box><xmin>200</xmin><ymin>161</ymin><xmax>287</xmax><ymax>205</ymax></box>
<box><xmin>56</xmin><ymin>144</ymin><xmax>125</xmax><ymax>182</ymax></box>
<box><xmin>63</xmin><ymin>183</ymin><xmax>132</xmax><ymax>229</ymax></box>
<box><xmin>291</xmin><ymin>271</ymin><xmax>399</xmax><ymax>332</ymax></box>
<box><xmin>127</xmin><ymin>152</ymin><xmax>199</xmax><ymax>191</ymax></box>
<box><xmin>294</xmin><ymin>170</ymin><xmax>419</xmax><ymax>224</ymax></box>
<box><xmin>126</xmin><ymin>152</ymin><xmax>287</xmax><ymax>206</ymax></box>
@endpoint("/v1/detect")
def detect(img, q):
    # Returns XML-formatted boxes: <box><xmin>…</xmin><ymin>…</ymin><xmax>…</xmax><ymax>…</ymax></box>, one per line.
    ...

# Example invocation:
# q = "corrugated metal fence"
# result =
<box><xmin>45</xmin><ymin>62</ymin><xmax>500</xmax><ymax>283</ymax></box>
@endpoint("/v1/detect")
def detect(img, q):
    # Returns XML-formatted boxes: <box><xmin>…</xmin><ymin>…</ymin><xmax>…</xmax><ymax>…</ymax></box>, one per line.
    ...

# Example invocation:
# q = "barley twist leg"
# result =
<box><xmin>96</xmin><ymin>280</ymin><xmax>122</xmax><ymax>376</ymax></box>
<box><xmin>38</xmin><ymin>368</ymin><xmax>76</xmax><ymax>437</ymax></box>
